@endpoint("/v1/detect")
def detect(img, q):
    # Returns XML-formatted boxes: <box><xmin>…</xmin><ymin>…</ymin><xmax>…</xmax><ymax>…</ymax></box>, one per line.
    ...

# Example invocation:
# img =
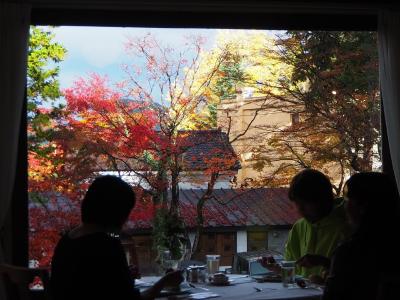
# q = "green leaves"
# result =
<box><xmin>214</xmin><ymin>58</ymin><xmax>246</xmax><ymax>100</ymax></box>
<box><xmin>153</xmin><ymin>208</ymin><xmax>187</xmax><ymax>260</ymax></box>
<box><xmin>28</xmin><ymin>26</ymin><xmax>67</xmax><ymax>152</ymax></box>
<box><xmin>28</xmin><ymin>27</ymin><xmax>66</xmax><ymax>106</ymax></box>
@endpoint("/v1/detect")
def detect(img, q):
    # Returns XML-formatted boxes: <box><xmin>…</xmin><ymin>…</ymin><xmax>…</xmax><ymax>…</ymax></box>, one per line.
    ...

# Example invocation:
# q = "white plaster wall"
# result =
<box><xmin>236</xmin><ymin>230</ymin><xmax>247</xmax><ymax>253</ymax></box>
<box><xmin>99</xmin><ymin>171</ymin><xmax>151</xmax><ymax>189</ymax></box>
<box><xmin>179</xmin><ymin>172</ymin><xmax>234</xmax><ymax>189</ymax></box>
<box><xmin>100</xmin><ymin>171</ymin><xmax>234</xmax><ymax>190</ymax></box>
<box><xmin>178</xmin><ymin>180</ymin><xmax>232</xmax><ymax>189</ymax></box>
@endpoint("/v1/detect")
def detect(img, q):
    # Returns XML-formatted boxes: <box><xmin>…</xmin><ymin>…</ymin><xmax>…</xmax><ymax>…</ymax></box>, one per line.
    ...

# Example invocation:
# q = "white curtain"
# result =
<box><xmin>378</xmin><ymin>11</ymin><xmax>400</xmax><ymax>192</ymax></box>
<box><xmin>0</xmin><ymin>2</ymin><xmax>31</xmax><ymax>299</ymax></box>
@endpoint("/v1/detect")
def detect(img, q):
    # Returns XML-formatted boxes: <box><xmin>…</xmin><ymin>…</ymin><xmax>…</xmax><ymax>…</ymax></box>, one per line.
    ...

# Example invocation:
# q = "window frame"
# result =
<box><xmin>14</xmin><ymin>1</ymin><xmax>396</xmax><ymax>267</ymax></box>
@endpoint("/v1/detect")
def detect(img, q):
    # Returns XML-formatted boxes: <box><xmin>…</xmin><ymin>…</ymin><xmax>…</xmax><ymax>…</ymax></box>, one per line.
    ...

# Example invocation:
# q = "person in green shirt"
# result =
<box><xmin>262</xmin><ymin>169</ymin><xmax>351</xmax><ymax>280</ymax></box>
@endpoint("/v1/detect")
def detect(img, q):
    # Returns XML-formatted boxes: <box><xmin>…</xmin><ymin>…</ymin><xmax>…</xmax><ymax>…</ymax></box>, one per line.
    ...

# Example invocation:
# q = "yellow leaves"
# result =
<box><xmin>212</xmin><ymin>30</ymin><xmax>292</xmax><ymax>95</ymax></box>
<box><xmin>187</xmin><ymin>30</ymin><xmax>294</xmax><ymax>132</ymax></box>
<box><xmin>28</xmin><ymin>151</ymin><xmax>59</xmax><ymax>183</ymax></box>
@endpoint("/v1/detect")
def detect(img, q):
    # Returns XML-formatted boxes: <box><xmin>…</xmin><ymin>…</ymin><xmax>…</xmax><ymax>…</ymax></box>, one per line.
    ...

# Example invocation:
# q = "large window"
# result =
<box><xmin>27</xmin><ymin>26</ymin><xmax>380</xmax><ymax>273</ymax></box>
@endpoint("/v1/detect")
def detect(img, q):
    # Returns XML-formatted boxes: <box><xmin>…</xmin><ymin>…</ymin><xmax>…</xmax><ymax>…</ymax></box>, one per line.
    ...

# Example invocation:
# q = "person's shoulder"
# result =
<box><xmin>331</xmin><ymin>198</ymin><xmax>348</xmax><ymax>220</ymax></box>
<box><xmin>291</xmin><ymin>217</ymin><xmax>310</xmax><ymax>231</ymax></box>
<box><xmin>65</xmin><ymin>231</ymin><xmax>122</xmax><ymax>250</ymax></box>
<box><xmin>51</xmin><ymin>231</ymin><xmax>74</xmax><ymax>266</ymax></box>
<box><xmin>333</xmin><ymin>238</ymin><xmax>365</xmax><ymax>264</ymax></box>
<box><xmin>83</xmin><ymin>232</ymin><xmax>122</xmax><ymax>245</ymax></box>
<box><xmin>53</xmin><ymin>231</ymin><xmax>72</xmax><ymax>250</ymax></box>
<box><xmin>334</xmin><ymin>235</ymin><xmax>364</xmax><ymax>257</ymax></box>
<box><xmin>333</xmin><ymin>197</ymin><xmax>345</xmax><ymax>210</ymax></box>
<box><xmin>77</xmin><ymin>233</ymin><xmax>125</xmax><ymax>260</ymax></box>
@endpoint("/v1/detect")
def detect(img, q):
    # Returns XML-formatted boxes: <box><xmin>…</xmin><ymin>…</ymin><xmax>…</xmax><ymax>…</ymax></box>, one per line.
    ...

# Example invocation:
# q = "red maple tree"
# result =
<box><xmin>28</xmin><ymin>34</ymin><xmax>244</xmax><ymax>265</ymax></box>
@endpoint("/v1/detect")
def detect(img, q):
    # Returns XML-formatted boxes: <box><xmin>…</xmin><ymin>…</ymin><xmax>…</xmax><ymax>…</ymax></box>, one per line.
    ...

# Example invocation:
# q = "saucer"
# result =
<box><xmin>208</xmin><ymin>279</ymin><xmax>233</xmax><ymax>286</ymax></box>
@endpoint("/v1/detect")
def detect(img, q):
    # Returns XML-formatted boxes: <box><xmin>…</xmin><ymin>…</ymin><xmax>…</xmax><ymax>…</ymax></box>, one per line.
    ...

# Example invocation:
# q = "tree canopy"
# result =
<box><xmin>250</xmin><ymin>31</ymin><xmax>380</xmax><ymax>193</ymax></box>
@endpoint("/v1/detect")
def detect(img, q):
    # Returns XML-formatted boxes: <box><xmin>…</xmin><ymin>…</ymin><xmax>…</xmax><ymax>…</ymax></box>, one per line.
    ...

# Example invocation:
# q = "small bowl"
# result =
<box><xmin>209</xmin><ymin>273</ymin><xmax>229</xmax><ymax>285</ymax></box>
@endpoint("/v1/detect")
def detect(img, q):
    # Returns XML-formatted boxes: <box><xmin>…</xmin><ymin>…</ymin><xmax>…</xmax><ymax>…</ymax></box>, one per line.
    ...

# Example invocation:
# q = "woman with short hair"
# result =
<box><xmin>51</xmin><ymin>175</ymin><xmax>183</xmax><ymax>300</ymax></box>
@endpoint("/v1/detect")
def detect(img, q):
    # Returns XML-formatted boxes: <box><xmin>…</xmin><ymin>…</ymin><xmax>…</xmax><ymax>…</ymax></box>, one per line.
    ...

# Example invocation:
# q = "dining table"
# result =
<box><xmin>136</xmin><ymin>274</ymin><xmax>323</xmax><ymax>300</ymax></box>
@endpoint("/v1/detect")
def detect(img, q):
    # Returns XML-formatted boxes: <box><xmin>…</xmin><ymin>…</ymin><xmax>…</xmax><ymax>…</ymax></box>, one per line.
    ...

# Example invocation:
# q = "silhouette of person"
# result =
<box><xmin>51</xmin><ymin>175</ymin><xmax>183</xmax><ymax>300</ymax></box>
<box><xmin>261</xmin><ymin>169</ymin><xmax>351</xmax><ymax>281</ymax></box>
<box><xmin>323</xmin><ymin>172</ymin><xmax>400</xmax><ymax>300</ymax></box>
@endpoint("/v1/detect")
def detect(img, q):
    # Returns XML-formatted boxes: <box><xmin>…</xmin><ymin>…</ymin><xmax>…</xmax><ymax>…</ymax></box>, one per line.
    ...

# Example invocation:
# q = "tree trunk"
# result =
<box><xmin>190</xmin><ymin>197</ymin><xmax>205</xmax><ymax>259</ymax></box>
<box><xmin>190</xmin><ymin>172</ymin><xmax>218</xmax><ymax>259</ymax></box>
<box><xmin>170</xmin><ymin>163</ymin><xmax>180</xmax><ymax>214</ymax></box>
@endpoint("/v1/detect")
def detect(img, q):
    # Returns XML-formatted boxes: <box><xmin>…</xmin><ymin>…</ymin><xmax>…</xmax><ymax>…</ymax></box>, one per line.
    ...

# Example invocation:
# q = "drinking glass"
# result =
<box><xmin>161</xmin><ymin>250</ymin><xmax>179</xmax><ymax>272</ymax></box>
<box><xmin>206</xmin><ymin>255</ymin><xmax>220</xmax><ymax>275</ymax></box>
<box><xmin>281</xmin><ymin>260</ymin><xmax>296</xmax><ymax>287</ymax></box>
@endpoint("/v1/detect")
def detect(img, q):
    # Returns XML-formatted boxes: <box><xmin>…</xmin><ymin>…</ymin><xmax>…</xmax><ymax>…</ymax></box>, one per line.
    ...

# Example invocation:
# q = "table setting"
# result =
<box><xmin>135</xmin><ymin>273</ymin><xmax>323</xmax><ymax>300</ymax></box>
<box><xmin>135</xmin><ymin>253</ymin><xmax>323</xmax><ymax>300</ymax></box>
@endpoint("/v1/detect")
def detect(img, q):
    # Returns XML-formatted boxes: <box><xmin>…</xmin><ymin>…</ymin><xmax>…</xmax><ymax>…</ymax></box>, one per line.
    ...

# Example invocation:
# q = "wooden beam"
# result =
<box><xmin>31</xmin><ymin>8</ymin><xmax>378</xmax><ymax>30</ymax></box>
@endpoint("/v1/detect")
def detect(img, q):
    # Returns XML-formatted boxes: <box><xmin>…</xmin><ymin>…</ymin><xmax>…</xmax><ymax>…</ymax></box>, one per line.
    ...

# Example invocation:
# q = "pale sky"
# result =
<box><xmin>45</xmin><ymin>26</ymin><xmax>285</xmax><ymax>104</ymax></box>
<box><xmin>51</xmin><ymin>26</ymin><xmax>219</xmax><ymax>90</ymax></box>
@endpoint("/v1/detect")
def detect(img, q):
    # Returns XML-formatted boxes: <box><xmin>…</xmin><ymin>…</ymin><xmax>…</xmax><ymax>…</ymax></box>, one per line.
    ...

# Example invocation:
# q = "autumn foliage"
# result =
<box><xmin>28</xmin><ymin>30</ymin><xmax>380</xmax><ymax>266</ymax></box>
<box><xmin>28</xmin><ymin>33</ymin><xmax>238</xmax><ymax>266</ymax></box>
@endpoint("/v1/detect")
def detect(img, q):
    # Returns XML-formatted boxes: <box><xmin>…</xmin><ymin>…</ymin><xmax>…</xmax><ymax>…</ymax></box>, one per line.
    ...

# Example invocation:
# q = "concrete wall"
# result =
<box><xmin>217</xmin><ymin>95</ymin><xmax>293</xmax><ymax>185</ymax></box>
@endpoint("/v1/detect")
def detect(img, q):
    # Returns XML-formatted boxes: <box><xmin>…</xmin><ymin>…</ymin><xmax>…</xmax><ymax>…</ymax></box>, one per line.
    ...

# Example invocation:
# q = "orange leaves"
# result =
<box><xmin>203</xmin><ymin>151</ymin><xmax>238</xmax><ymax>176</ymax></box>
<box><xmin>28</xmin><ymin>149</ymin><xmax>64</xmax><ymax>192</ymax></box>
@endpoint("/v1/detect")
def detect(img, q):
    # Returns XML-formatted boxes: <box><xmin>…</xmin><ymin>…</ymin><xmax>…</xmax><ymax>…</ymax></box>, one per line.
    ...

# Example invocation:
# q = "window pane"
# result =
<box><xmin>247</xmin><ymin>231</ymin><xmax>268</xmax><ymax>251</ymax></box>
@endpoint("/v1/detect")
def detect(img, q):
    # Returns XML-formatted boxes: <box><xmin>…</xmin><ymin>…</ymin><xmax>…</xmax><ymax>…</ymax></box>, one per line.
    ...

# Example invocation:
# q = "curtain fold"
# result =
<box><xmin>0</xmin><ymin>2</ymin><xmax>31</xmax><ymax>299</ymax></box>
<box><xmin>378</xmin><ymin>11</ymin><xmax>400</xmax><ymax>193</ymax></box>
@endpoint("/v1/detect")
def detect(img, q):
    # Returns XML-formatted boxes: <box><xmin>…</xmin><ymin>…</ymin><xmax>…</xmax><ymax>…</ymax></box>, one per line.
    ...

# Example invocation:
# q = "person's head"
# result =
<box><xmin>343</xmin><ymin>172</ymin><xmax>399</xmax><ymax>230</ymax></box>
<box><xmin>289</xmin><ymin>169</ymin><xmax>334</xmax><ymax>223</ymax></box>
<box><xmin>81</xmin><ymin>175</ymin><xmax>136</xmax><ymax>230</ymax></box>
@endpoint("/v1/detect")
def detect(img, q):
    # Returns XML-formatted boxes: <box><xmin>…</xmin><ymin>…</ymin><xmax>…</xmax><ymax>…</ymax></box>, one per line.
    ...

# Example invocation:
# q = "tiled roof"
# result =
<box><xmin>126</xmin><ymin>188</ymin><xmax>299</xmax><ymax>231</ymax></box>
<box><xmin>30</xmin><ymin>188</ymin><xmax>299</xmax><ymax>231</ymax></box>
<box><xmin>179</xmin><ymin>129</ymin><xmax>241</xmax><ymax>171</ymax></box>
<box><xmin>96</xmin><ymin>129</ymin><xmax>240</xmax><ymax>172</ymax></box>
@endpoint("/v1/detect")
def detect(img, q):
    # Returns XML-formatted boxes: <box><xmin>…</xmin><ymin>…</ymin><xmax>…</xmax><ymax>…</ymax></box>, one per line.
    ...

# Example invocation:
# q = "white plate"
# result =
<box><xmin>189</xmin><ymin>292</ymin><xmax>220</xmax><ymax>299</ymax></box>
<box><xmin>134</xmin><ymin>279</ymin><xmax>152</xmax><ymax>287</ymax></box>
<box><xmin>159</xmin><ymin>287</ymin><xmax>191</xmax><ymax>296</ymax></box>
